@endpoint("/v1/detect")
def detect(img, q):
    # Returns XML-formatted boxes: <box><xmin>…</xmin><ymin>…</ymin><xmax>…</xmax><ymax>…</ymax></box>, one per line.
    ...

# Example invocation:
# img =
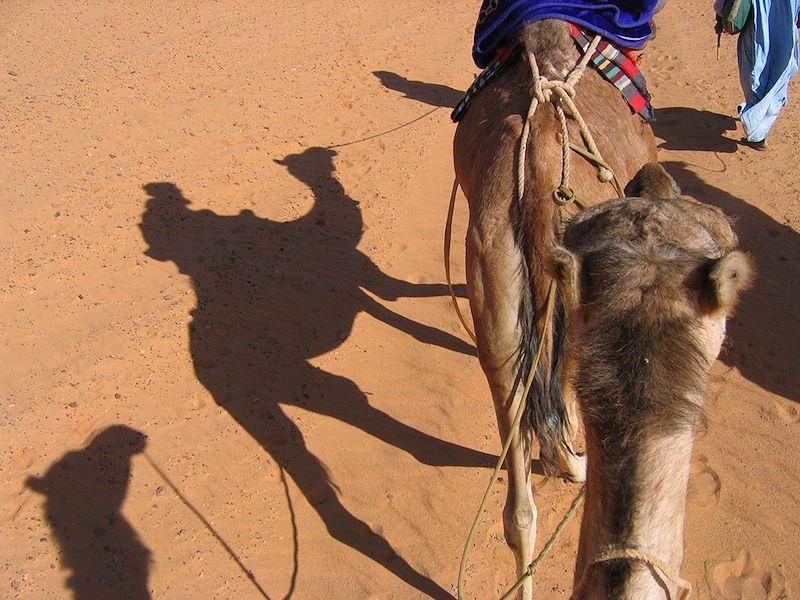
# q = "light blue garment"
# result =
<box><xmin>736</xmin><ymin>0</ymin><xmax>800</xmax><ymax>142</ymax></box>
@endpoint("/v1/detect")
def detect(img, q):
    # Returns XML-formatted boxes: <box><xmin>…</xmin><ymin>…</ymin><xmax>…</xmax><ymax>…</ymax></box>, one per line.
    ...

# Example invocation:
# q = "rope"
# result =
<box><xmin>445</xmin><ymin>35</ymin><xmax>623</xmax><ymax>347</ymax></box>
<box><xmin>517</xmin><ymin>34</ymin><xmax>616</xmax><ymax>207</ymax></box>
<box><xmin>568</xmin><ymin>142</ymin><xmax>625</xmax><ymax>197</ymax></box>
<box><xmin>498</xmin><ymin>486</ymin><xmax>586</xmax><ymax>600</ymax></box>
<box><xmin>570</xmin><ymin>547</ymin><xmax>693</xmax><ymax>600</ymax></box>
<box><xmin>445</xmin><ymin>179</ymin><xmax>477</xmax><ymax>345</ymax></box>
<box><xmin>455</xmin><ymin>36</ymin><xmax>613</xmax><ymax>600</ymax></box>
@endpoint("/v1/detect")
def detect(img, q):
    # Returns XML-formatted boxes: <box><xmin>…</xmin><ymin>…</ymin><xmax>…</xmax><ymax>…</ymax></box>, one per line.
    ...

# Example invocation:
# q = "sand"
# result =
<box><xmin>2</xmin><ymin>1</ymin><xmax>798</xmax><ymax>598</ymax></box>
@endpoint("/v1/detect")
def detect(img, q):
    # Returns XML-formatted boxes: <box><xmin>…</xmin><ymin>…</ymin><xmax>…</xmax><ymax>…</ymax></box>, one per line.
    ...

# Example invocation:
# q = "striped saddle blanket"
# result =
<box><xmin>451</xmin><ymin>23</ymin><xmax>654</xmax><ymax>124</ymax></box>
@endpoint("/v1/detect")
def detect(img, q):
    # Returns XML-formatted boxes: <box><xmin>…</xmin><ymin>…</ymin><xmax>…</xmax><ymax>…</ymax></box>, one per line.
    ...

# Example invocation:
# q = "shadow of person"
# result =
<box><xmin>373</xmin><ymin>70</ymin><xmax>464</xmax><ymax>108</ymax></box>
<box><xmin>26</xmin><ymin>426</ymin><xmax>151</xmax><ymax>600</ymax></box>
<box><xmin>664</xmin><ymin>161</ymin><xmax>800</xmax><ymax>403</ymax></box>
<box><xmin>139</xmin><ymin>147</ymin><xmax>492</xmax><ymax>598</ymax></box>
<box><xmin>652</xmin><ymin>107</ymin><xmax>739</xmax><ymax>153</ymax></box>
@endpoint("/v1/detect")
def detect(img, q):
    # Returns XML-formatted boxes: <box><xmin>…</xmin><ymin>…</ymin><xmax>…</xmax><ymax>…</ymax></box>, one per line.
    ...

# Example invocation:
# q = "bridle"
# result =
<box><xmin>571</xmin><ymin>545</ymin><xmax>692</xmax><ymax>600</ymax></box>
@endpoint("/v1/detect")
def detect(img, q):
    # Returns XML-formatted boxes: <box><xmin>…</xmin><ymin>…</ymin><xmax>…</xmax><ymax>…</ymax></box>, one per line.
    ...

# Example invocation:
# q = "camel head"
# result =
<box><xmin>547</xmin><ymin>163</ymin><xmax>752</xmax><ymax>598</ymax></box>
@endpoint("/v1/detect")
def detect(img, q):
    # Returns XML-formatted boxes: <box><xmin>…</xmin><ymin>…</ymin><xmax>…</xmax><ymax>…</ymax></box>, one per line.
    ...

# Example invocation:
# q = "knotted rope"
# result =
<box><xmin>516</xmin><ymin>34</ymin><xmax>625</xmax><ymax>208</ymax></box>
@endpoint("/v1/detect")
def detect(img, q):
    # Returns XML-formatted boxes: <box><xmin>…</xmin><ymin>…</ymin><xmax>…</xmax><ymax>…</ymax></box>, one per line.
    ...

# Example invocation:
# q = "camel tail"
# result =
<box><xmin>518</xmin><ymin>282</ymin><xmax>570</xmax><ymax>477</ymax></box>
<box><xmin>514</xmin><ymin>90</ymin><xmax>572</xmax><ymax>477</ymax></box>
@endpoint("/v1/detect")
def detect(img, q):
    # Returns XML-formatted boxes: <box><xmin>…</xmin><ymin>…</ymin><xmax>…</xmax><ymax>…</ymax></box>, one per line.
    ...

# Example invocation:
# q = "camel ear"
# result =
<box><xmin>624</xmin><ymin>163</ymin><xmax>681</xmax><ymax>199</ymax></box>
<box><xmin>701</xmin><ymin>251</ymin><xmax>754</xmax><ymax>314</ymax></box>
<box><xmin>547</xmin><ymin>246</ymin><xmax>581</xmax><ymax>308</ymax></box>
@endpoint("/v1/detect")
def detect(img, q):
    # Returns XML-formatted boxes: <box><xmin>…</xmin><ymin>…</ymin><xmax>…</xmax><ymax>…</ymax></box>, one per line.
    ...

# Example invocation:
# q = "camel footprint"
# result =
<box><xmin>773</xmin><ymin>401</ymin><xmax>800</xmax><ymax>425</ymax></box>
<box><xmin>708</xmin><ymin>549</ymin><xmax>789</xmax><ymax>600</ymax></box>
<box><xmin>688</xmin><ymin>455</ymin><xmax>721</xmax><ymax>507</ymax></box>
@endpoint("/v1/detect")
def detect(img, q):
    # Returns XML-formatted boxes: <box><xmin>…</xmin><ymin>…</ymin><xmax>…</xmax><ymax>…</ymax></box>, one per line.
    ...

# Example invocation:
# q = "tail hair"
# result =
<box><xmin>518</xmin><ymin>277</ymin><xmax>571</xmax><ymax>477</ymax></box>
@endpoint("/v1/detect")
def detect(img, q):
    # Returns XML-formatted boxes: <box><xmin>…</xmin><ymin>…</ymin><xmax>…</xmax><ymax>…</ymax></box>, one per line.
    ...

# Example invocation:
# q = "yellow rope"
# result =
<box><xmin>444</xmin><ymin>179</ymin><xmax>478</xmax><ymax>345</ymax></box>
<box><xmin>498</xmin><ymin>486</ymin><xmax>586</xmax><ymax>600</ymax></box>
<box><xmin>568</xmin><ymin>142</ymin><xmax>625</xmax><ymax>197</ymax></box>
<box><xmin>517</xmin><ymin>35</ymin><xmax>612</xmax><ymax>205</ymax></box>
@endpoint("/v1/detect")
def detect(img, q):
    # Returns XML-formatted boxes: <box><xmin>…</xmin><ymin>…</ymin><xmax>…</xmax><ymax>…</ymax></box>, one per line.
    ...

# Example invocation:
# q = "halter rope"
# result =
<box><xmin>570</xmin><ymin>547</ymin><xmax>693</xmax><ymax>600</ymax></box>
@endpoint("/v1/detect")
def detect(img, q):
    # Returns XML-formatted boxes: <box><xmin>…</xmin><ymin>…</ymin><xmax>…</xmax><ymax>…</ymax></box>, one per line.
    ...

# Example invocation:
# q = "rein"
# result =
<box><xmin>448</xmin><ymin>34</ymin><xmax>692</xmax><ymax>600</ymax></box>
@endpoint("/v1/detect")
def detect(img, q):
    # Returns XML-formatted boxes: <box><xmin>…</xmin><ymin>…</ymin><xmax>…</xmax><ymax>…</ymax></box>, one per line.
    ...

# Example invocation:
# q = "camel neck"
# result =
<box><xmin>575</xmin><ymin>428</ymin><xmax>694</xmax><ymax>599</ymax></box>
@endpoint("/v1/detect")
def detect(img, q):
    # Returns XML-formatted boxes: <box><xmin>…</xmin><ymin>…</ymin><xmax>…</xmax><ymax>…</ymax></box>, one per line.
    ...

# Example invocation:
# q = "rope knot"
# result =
<box><xmin>529</xmin><ymin>76</ymin><xmax>552</xmax><ymax>102</ymax></box>
<box><xmin>557</xmin><ymin>81</ymin><xmax>577</xmax><ymax>99</ymax></box>
<box><xmin>553</xmin><ymin>185</ymin><xmax>576</xmax><ymax>206</ymax></box>
<box><xmin>598</xmin><ymin>167</ymin><xmax>613</xmax><ymax>183</ymax></box>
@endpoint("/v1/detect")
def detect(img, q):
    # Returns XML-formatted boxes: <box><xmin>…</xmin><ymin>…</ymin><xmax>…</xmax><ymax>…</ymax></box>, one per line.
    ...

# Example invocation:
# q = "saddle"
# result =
<box><xmin>473</xmin><ymin>0</ymin><xmax>659</xmax><ymax>68</ymax></box>
<box><xmin>451</xmin><ymin>23</ymin><xmax>654</xmax><ymax>124</ymax></box>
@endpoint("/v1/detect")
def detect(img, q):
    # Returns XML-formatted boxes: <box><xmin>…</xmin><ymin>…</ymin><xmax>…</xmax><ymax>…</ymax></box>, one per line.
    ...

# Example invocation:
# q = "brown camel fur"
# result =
<box><xmin>453</xmin><ymin>19</ymin><xmax>751</xmax><ymax>600</ymax></box>
<box><xmin>550</xmin><ymin>164</ymin><xmax>752</xmax><ymax>599</ymax></box>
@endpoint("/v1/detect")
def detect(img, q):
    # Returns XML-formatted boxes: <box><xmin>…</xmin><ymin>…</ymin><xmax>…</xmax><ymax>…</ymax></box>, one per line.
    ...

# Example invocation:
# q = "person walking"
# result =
<box><xmin>721</xmin><ymin>0</ymin><xmax>800</xmax><ymax>149</ymax></box>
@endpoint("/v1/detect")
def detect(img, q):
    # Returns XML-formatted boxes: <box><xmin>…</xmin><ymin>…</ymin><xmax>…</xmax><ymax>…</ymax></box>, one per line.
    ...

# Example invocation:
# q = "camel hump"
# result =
<box><xmin>624</xmin><ymin>162</ymin><xmax>681</xmax><ymax>200</ymax></box>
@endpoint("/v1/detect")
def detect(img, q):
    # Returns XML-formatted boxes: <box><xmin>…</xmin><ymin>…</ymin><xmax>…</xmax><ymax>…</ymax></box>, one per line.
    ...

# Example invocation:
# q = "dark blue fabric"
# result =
<box><xmin>473</xmin><ymin>0</ymin><xmax>660</xmax><ymax>67</ymax></box>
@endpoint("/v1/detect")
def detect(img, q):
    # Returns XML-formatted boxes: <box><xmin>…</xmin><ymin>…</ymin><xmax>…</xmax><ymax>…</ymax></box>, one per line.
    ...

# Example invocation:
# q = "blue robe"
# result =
<box><xmin>736</xmin><ymin>0</ymin><xmax>800</xmax><ymax>142</ymax></box>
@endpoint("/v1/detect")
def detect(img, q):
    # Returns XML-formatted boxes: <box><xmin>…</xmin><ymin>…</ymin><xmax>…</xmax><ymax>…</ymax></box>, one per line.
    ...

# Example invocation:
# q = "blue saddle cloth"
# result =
<box><xmin>473</xmin><ymin>0</ymin><xmax>660</xmax><ymax>67</ymax></box>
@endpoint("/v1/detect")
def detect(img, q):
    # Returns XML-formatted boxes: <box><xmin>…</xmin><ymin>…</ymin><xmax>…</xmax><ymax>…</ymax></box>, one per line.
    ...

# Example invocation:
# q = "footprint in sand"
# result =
<box><xmin>688</xmin><ymin>455</ymin><xmax>721</xmax><ymax>507</ymax></box>
<box><xmin>708</xmin><ymin>549</ymin><xmax>789</xmax><ymax>600</ymax></box>
<box><xmin>773</xmin><ymin>401</ymin><xmax>800</xmax><ymax>425</ymax></box>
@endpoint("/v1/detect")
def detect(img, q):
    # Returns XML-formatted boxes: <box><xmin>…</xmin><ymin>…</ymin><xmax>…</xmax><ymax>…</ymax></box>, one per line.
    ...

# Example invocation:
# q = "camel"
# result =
<box><xmin>453</xmin><ymin>19</ymin><xmax>752</xmax><ymax>599</ymax></box>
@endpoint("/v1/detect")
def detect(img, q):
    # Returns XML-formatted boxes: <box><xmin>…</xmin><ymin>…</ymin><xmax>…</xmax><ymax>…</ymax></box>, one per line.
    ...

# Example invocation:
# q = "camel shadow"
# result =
<box><xmin>652</xmin><ymin>107</ymin><xmax>739</xmax><ymax>153</ymax></box>
<box><xmin>664</xmin><ymin>161</ymin><xmax>800</xmax><ymax>403</ymax></box>
<box><xmin>26</xmin><ymin>426</ymin><xmax>151</xmax><ymax>600</ymax></box>
<box><xmin>139</xmin><ymin>147</ymin><xmax>491</xmax><ymax>598</ymax></box>
<box><xmin>373</xmin><ymin>70</ymin><xmax>463</xmax><ymax>108</ymax></box>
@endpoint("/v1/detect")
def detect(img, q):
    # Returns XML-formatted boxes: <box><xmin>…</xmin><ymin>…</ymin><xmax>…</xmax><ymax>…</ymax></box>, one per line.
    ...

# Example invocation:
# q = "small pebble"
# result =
<box><xmin>163</xmin><ymin>294</ymin><xmax>173</xmax><ymax>300</ymax></box>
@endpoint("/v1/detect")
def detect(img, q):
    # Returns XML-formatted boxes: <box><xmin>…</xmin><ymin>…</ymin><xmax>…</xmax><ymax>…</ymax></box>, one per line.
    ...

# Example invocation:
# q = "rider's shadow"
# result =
<box><xmin>139</xmin><ymin>147</ymin><xmax>488</xmax><ymax>598</ymax></box>
<box><xmin>26</xmin><ymin>426</ymin><xmax>151</xmax><ymax>600</ymax></box>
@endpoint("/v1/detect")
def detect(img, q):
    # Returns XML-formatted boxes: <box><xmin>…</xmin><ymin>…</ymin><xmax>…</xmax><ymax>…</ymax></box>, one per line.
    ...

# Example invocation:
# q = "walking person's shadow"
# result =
<box><xmin>139</xmin><ymin>147</ymin><xmax>490</xmax><ymax>598</ymax></box>
<box><xmin>26</xmin><ymin>426</ymin><xmax>151</xmax><ymax>600</ymax></box>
